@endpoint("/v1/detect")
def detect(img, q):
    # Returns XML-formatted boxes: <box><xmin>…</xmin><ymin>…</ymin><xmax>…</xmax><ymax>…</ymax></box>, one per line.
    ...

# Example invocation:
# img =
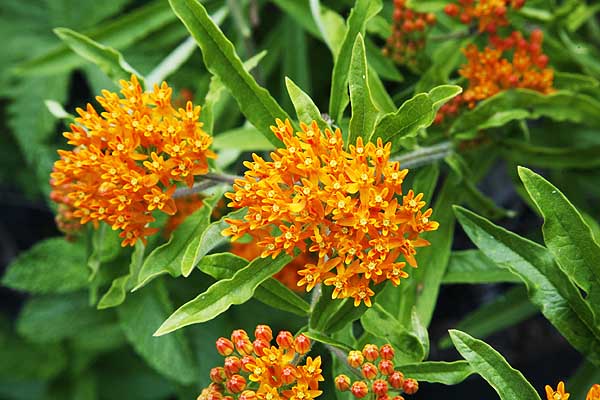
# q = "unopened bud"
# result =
<box><xmin>235</xmin><ymin>339</ymin><xmax>254</xmax><ymax>356</ymax></box>
<box><xmin>294</xmin><ymin>334</ymin><xmax>311</xmax><ymax>354</ymax></box>
<box><xmin>210</xmin><ymin>367</ymin><xmax>226</xmax><ymax>383</ymax></box>
<box><xmin>240</xmin><ymin>355</ymin><xmax>255</xmax><ymax>372</ymax></box>
<box><xmin>254</xmin><ymin>325</ymin><xmax>273</xmax><ymax>342</ymax></box>
<box><xmin>351</xmin><ymin>381</ymin><xmax>369</xmax><ymax>398</ymax></box>
<box><xmin>252</xmin><ymin>339</ymin><xmax>269</xmax><ymax>356</ymax></box>
<box><xmin>231</xmin><ymin>329</ymin><xmax>249</xmax><ymax>342</ymax></box>
<box><xmin>373</xmin><ymin>379</ymin><xmax>388</xmax><ymax>396</ymax></box>
<box><xmin>224</xmin><ymin>356</ymin><xmax>241</xmax><ymax>376</ymax></box>
<box><xmin>226</xmin><ymin>375</ymin><xmax>246</xmax><ymax>393</ymax></box>
<box><xmin>238</xmin><ymin>390</ymin><xmax>257</xmax><ymax>400</ymax></box>
<box><xmin>216</xmin><ymin>337</ymin><xmax>234</xmax><ymax>356</ymax></box>
<box><xmin>281</xmin><ymin>366</ymin><xmax>297</xmax><ymax>385</ymax></box>
<box><xmin>388</xmin><ymin>371</ymin><xmax>405</xmax><ymax>389</ymax></box>
<box><xmin>276</xmin><ymin>331</ymin><xmax>294</xmax><ymax>349</ymax></box>
<box><xmin>403</xmin><ymin>378</ymin><xmax>419</xmax><ymax>395</ymax></box>
<box><xmin>378</xmin><ymin>360</ymin><xmax>394</xmax><ymax>375</ymax></box>
<box><xmin>348</xmin><ymin>350</ymin><xmax>364</xmax><ymax>368</ymax></box>
<box><xmin>361</xmin><ymin>362</ymin><xmax>378</xmax><ymax>380</ymax></box>
<box><xmin>379</xmin><ymin>344</ymin><xmax>395</xmax><ymax>360</ymax></box>
<box><xmin>334</xmin><ymin>374</ymin><xmax>351</xmax><ymax>391</ymax></box>
<box><xmin>362</xmin><ymin>344</ymin><xmax>379</xmax><ymax>361</ymax></box>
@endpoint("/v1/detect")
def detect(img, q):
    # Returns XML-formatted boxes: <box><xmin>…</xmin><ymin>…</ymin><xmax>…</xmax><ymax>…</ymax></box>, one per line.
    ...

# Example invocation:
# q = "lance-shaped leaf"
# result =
<box><xmin>519</xmin><ymin>167</ymin><xmax>600</xmax><ymax>322</ymax></box>
<box><xmin>328</xmin><ymin>0</ymin><xmax>382</xmax><ymax>122</ymax></box>
<box><xmin>169</xmin><ymin>0</ymin><xmax>290</xmax><ymax>146</ymax></box>
<box><xmin>285</xmin><ymin>77</ymin><xmax>328</xmax><ymax>130</ymax></box>
<box><xmin>443</xmin><ymin>250</ymin><xmax>520</xmax><ymax>284</ymax></box>
<box><xmin>348</xmin><ymin>34</ymin><xmax>379</xmax><ymax>144</ymax></box>
<box><xmin>303</xmin><ymin>331</ymin><xmax>353</xmax><ymax>352</ymax></box>
<box><xmin>97</xmin><ymin>242</ymin><xmax>145</xmax><ymax>309</ymax></box>
<box><xmin>396</xmin><ymin>361</ymin><xmax>474</xmax><ymax>385</ymax></box>
<box><xmin>371</xmin><ymin>85</ymin><xmax>462</xmax><ymax>143</ymax></box>
<box><xmin>450</xmin><ymin>330</ymin><xmax>541</xmax><ymax>400</ymax></box>
<box><xmin>154</xmin><ymin>253</ymin><xmax>292</xmax><ymax>336</ymax></box>
<box><xmin>455</xmin><ymin>206</ymin><xmax>600</xmax><ymax>366</ymax></box>
<box><xmin>54</xmin><ymin>28</ymin><xmax>142</xmax><ymax>84</ymax></box>
<box><xmin>501</xmin><ymin>139</ymin><xmax>600</xmax><ymax>169</ymax></box>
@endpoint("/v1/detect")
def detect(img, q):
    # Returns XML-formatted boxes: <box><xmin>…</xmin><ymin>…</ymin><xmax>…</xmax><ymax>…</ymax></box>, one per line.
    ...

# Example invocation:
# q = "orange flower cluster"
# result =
<box><xmin>545</xmin><ymin>382</ymin><xmax>600</xmax><ymax>400</ymax></box>
<box><xmin>435</xmin><ymin>29</ymin><xmax>553</xmax><ymax>123</ymax></box>
<box><xmin>198</xmin><ymin>325</ymin><xmax>323</xmax><ymax>400</ymax></box>
<box><xmin>383</xmin><ymin>0</ymin><xmax>436</xmax><ymax>68</ymax></box>
<box><xmin>230</xmin><ymin>241</ymin><xmax>316</xmax><ymax>293</ymax></box>
<box><xmin>335</xmin><ymin>344</ymin><xmax>419</xmax><ymax>400</ymax></box>
<box><xmin>222</xmin><ymin>119</ymin><xmax>438</xmax><ymax>307</ymax></box>
<box><xmin>444</xmin><ymin>0</ymin><xmax>526</xmax><ymax>33</ymax></box>
<box><xmin>50</xmin><ymin>76</ymin><xmax>216</xmax><ymax>246</ymax></box>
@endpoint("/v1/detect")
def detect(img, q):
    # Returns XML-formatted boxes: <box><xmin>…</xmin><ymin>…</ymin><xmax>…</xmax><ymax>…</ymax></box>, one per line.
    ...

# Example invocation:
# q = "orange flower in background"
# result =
<box><xmin>587</xmin><ymin>384</ymin><xmax>600</xmax><ymax>400</ymax></box>
<box><xmin>445</xmin><ymin>0</ymin><xmax>526</xmax><ymax>33</ymax></box>
<box><xmin>223</xmin><ymin>119</ymin><xmax>438</xmax><ymax>307</ymax></box>
<box><xmin>50</xmin><ymin>75</ymin><xmax>216</xmax><ymax>246</ymax></box>
<box><xmin>198</xmin><ymin>326</ymin><xmax>323</xmax><ymax>400</ymax></box>
<box><xmin>545</xmin><ymin>381</ymin><xmax>570</xmax><ymax>400</ymax></box>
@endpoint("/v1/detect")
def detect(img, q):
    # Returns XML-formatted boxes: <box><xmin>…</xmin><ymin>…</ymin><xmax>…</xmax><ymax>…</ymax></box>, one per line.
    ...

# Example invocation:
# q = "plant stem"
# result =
<box><xmin>393</xmin><ymin>141</ymin><xmax>454</xmax><ymax>168</ymax></box>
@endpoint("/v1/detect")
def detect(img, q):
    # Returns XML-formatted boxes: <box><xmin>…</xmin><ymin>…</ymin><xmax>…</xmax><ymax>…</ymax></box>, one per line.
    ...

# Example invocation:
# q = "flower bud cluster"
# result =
<box><xmin>383</xmin><ymin>0</ymin><xmax>436</xmax><ymax>68</ymax></box>
<box><xmin>335</xmin><ymin>344</ymin><xmax>419</xmax><ymax>400</ymax></box>
<box><xmin>444</xmin><ymin>0</ymin><xmax>526</xmax><ymax>33</ymax></box>
<box><xmin>198</xmin><ymin>325</ymin><xmax>323</xmax><ymax>400</ymax></box>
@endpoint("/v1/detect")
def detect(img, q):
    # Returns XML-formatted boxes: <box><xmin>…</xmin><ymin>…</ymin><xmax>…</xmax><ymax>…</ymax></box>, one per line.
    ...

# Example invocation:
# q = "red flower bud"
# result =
<box><xmin>210</xmin><ymin>367</ymin><xmax>226</xmax><ymax>383</ymax></box>
<box><xmin>294</xmin><ymin>334</ymin><xmax>311</xmax><ymax>354</ymax></box>
<box><xmin>444</xmin><ymin>3</ymin><xmax>459</xmax><ymax>17</ymax></box>
<box><xmin>235</xmin><ymin>339</ymin><xmax>254</xmax><ymax>356</ymax></box>
<box><xmin>238</xmin><ymin>390</ymin><xmax>257</xmax><ymax>400</ymax></box>
<box><xmin>216</xmin><ymin>337</ymin><xmax>234</xmax><ymax>356</ymax></box>
<box><xmin>276</xmin><ymin>331</ymin><xmax>294</xmax><ymax>349</ymax></box>
<box><xmin>403</xmin><ymin>378</ymin><xmax>419</xmax><ymax>395</ymax></box>
<box><xmin>388</xmin><ymin>371</ymin><xmax>405</xmax><ymax>389</ymax></box>
<box><xmin>361</xmin><ymin>362</ymin><xmax>378</xmax><ymax>380</ymax></box>
<box><xmin>335</xmin><ymin>374</ymin><xmax>351</xmax><ymax>391</ymax></box>
<box><xmin>378</xmin><ymin>360</ymin><xmax>394</xmax><ymax>375</ymax></box>
<box><xmin>252</xmin><ymin>339</ymin><xmax>269</xmax><ymax>356</ymax></box>
<box><xmin>379</xmin><ymin>344</ymin><xmax>395</xmax><ymax>360</ymax></box>
<box><xmin>254</xmin><ymin>325</ymin><xmax>273</xmax><ymax>342</ymax></box>
<box><xmin>392</xmin><ymin>396</ymin><xmax>405</xmax><ymax>400</ymax></box>
<box><xmin>240</xmin><ymin>355</ymin><xmax>255</xmax><ymax>372</ymax></box>
<box><xmin>226</xmin><ymin>375</ymin><xmax>247</xmax><ymax>394</ymax></box>
<box><xmin>362</xmin><ymin>344</ymin><xmax>379</xmax><ymax>362</ymax></box>
<box><xmin>348</xmin><ymin>350</ymin><xmax>364</xmax><ymax>368</ymax></box>
<box><xmin>351</xmin><ymin>381</ymin><xmax>369</xmax><ymax>398</ymax></box>
<box><xmin>373</xmin><ymin>379</ymin><xmax>389</xmax><ymax>396</ymax></box>
<box><xmin>224</xmin><ymin>356</ymin><xmax>241</xmax><ymax>376</ymax></box>
<box><xmin>281</xmin><ymin>366</ymin><xmax>297</xmax><ymax>385</ymax></box>
<box><xmin>231</xmin><ymin>329</ymin><xmax>249</xmax><ymax>342</ymax></box>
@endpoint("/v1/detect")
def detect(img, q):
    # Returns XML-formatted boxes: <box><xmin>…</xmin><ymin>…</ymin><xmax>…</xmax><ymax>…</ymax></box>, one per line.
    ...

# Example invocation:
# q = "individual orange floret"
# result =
<box><xmin>383</xmin><ymin>0</ymin><xmax>436</xmax><ymax>68</ymax></box>
<box><xmin>588</xmin><ymin>384</ymin><xmax>600</xmax><ymax>400</ymax></box>
<box><xmin>335</xmin><ymin>343</ymin><xmax>418</xmax><ymax>399</ymax></box>
<box><xmin>445</xmin><ymin>0</ymin><xmax>526</xmax><ymax>33</ymax></box>
<box><xmin>545</xmin><ymin>381</ymin><xmax>570</xmax><ymax>400</ymax></box>
<box><xmin>50</xmin><ymin>75</ymin><xmax>216</xmax><ymax>246</ymax></box>
<box><xmin>223</xmin><ymin>120</ymin><xmax>438</xmax><ymax>307</ymax></box>
<box><xmin>199</xmin><ymin>325</ymin><xmax>323</xmax><ymax>400</ymax></box>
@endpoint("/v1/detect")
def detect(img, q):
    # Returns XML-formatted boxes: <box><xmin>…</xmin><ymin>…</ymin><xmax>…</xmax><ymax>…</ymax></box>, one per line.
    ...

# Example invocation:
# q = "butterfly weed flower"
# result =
<box><xmin>50</xmin><ymin>75</ymin><xmax>216</xmax><ymax>246</ymax></box>
<box><xmin>198</xmin><ymin>325</ymin><xmax>323</xmax><ymax>400</ymax></box>
<box><xmin>587</xmin><ymin>384</ymin><xmax>600</xmax><ymax>400</ymax></box>
<box><xmin>444</xmin><ymin>0</ymin><xmax>526</xmax><ymax>33</ymax></box>
<box><xmin>222</xmin><ymin>119</ymin><xmax>438</xmax><ymax>307</ymax></box>
<box><xmin>545</xmin><ymin>381</ymin><xmax>570</xmax><ymax>400</ymax></box>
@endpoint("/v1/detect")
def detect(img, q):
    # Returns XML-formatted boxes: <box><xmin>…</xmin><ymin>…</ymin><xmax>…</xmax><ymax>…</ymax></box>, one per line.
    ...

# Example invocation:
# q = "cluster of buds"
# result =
<box><xmin>198</xmin><ymin>325</ymin><xmax>323</xmax><ymax>400</ymax></box>
<box><xmin>223</xmin><ymin>119</ymin><xmax>438</xmax><ymax>307</ymax></box>
<box><xmin>436</xmin><ymin>29</ymin><xmax>553</xmax><ymax>124</ymax></box>
<box><xmin>444</xmin><ymin>0</ymin><xmax>526</xmax><ymax>33</ymax></box>
<box><xmin>335</xmin><ymin>344</ymin><xmax>418</xmax><ymax>400</ymax></box>
<box><xmin>383</xmin><ymin>0</ymin><xmax>436</xmax><ymax>68</ymax></box>
<box><xmin>50</xmin><ymin>75</ymin><xmax>216</xmax><ymax>246</ymax></box>
<box><xmin>545</xmin><ymin>382</ymin><xmax>600</xmax><ymax>400</ymax></box>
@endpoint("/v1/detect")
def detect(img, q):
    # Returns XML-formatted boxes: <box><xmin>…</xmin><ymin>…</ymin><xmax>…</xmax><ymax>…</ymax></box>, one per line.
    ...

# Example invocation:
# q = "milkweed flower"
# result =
<box><xmin>335</xmin><ymin>343</ymin><xmax>419</xmax><ymax>399</ymax></box>
<box><xmin>545</xmin><ymin>381</ymin><xmax>570</xmax><ymax>400</ymax></box>
<box><xmin>198</xmin><ymin>325</ymin><xmax>323</xmax><ymax>400</ymax></box>
<box><xmin>444</xmin><ymin>0</ymin><xmax>526</xmax><ymax>33</ymax></box>
<box><xmin>50</xmin><ymin>75</ymin><xmax>216</xmax><ymax>246</ymax></box>
<box><xmin>588</xmin><ymin>384</ymin><xmax>600</xmax><ymax>400</ymax></box>
<box><xmin>222</xmin><ymin>119</ymin><xmax>438</xmax><ymax>307</ymax></box>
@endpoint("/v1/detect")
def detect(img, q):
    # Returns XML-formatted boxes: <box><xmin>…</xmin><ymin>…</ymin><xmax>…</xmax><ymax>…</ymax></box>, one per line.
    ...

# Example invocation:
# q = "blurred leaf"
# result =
<box><xmin>17</xmin><ymin>292</ymin><xmax>114</xmax><ymax>343</ymax></box>
<box><xmin>455</xmin><ymin>206</ymin><xmax>600</xmax><ymax>366</ymax></box>
<box><xmin>212</xmin><ymin>127</ymin><xmax>275</xmax><ymax>151</ymax></box>
<box><xmin>170</xmin><ymin>0</ymin><xmax>291</xmax><ymax>146</ymax></box>
<box><xmin>519</xmin><ymin>167</ymin><xmax>600</xmax><ymax>324</ymax></box>
<box><xmin>98</xmin><ymin>242</ymin><xmax>145</xmax><ymax>309</ymax></box>
<box><xmin>568</xmin><ymin>361</ymin><xmax>600</xmax><ymax>399</ymax></box>
<box><xmin>439</xmin><ymin>287</ymin><xmax>537</xmax><ymax>349</ymax></box>
<box><xmin>348</xmin><ymin>34</ymin><xmax>380</xmax><ymax>144</ymax></box>
<box><xmin>415</xmin><ymin>38</ymin><xmax>469</xmax><ymax>93</ymax></box>
<box><xmin>54</xmin><ymin>27</ymin><xmax>142</xmax><ymax>84</ymax></box>
<box><xmin>365</xmin><ymin>37</ymin><xmax>403</xmax><ymax>82</ymax></box>
<box><xmin>565</xmin><ymin>3</ymin><xmax>600</xmax><ymax>32</ymax></box>
<box><xmin>118</xmin><ymin>281</ymin><xmax>199</xmax><ymax>385</ymax></box>
<box><xmin>154</xmin><ymin>253</ymin><xmax>292</xmax><ymax>336</ymax></box>
<box><xmin>361</xmin><ymin>304</ymin><xmax>426</xmax><ymax>364</ymax></box>
<box><xmin>145</xmin><ymin>36</ymin><xmax>198</xmax><ymax>88</ymax></box>
<box><xmin>396</xmin><ymin>361</ymin><xmax>474</xmax><ymax>384</ymax></box>
<box><xmin>329</xmin><ymin>0</ymin><xmax>382</xmax><ymax>122</ymax></box>
<box><xmin>285</xmin><ymin>77</ymin><xmax>329</xmax><ymax>130</ymax></box>
<box><xmin>304</xmin><ymin>331</ymin><xmax>353</xmax><ymax>352</ymax></box>
<box><xmin>501</xmin><ymin>138</ymin><xmax>600</xmax><ymax>169</ymax></box>
<box><xmin>554</xmin><ymin>72</ymin><xmax>600</xmax><ymax>91</ymax></box>
<box><xmin>443</xmin><ymin>250</ymin><xmax>520</xmax><ymax>284</ymax></box>
<box><xmin>372</xmin><ymin>85</ymin><xmax>462</xmax><ymax>143</ymax></box>
<box><xmin>88</xmin><ymin>223</ymin><xmax>122</xmax><ymax>279</ymax></box>
<box><xmin>44</xmin><ymin>99</ymin><xmax>74</xmax><ymax>120</ymax></box>
<box><xmin>449</xmin><ymin>330</ymin><xmax>541</xmax><ymax>400</ymax></box>
<box><xmin>2</xmin><ymin>237</ymin><xmax>89</xmax><ymax>294</ymax></box>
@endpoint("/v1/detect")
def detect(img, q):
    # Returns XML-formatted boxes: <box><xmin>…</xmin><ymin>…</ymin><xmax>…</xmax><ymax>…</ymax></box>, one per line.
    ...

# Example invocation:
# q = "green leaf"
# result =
<box><xmin>361</xmin><ymin>304</ymin><xmax>425</xmax><ymax>364</ymax></box>
<box><xmin>212</xmin><ymin>127</ymin><xmax>275</xmax><ymax>151</ymax></box>
<box><xmin>145</xmin><ymin>36</ymin><xmax>198</xmax><ymax>88</ymax></box>
<box><xmin>2</xmin><ymin>238</ymin><xmax>89</xmax><ymax>294</ymax></box>
<box><xmin>416</xmin><ymin>38</ymin><xmax>470</xmax><ymax>93</ymax></box>
<box><xmin>519</xmin><ymin>167</ymin><xmax>600</xmax><ymax>322</ymax></box>
<box><xmin>396</xmin><ymin>361</ymin><xmax>474</xmax><ymax>385</ymax></box>
<box><xmin>169</xmin><ymin>0</ymin><xmax>291</xmax><ymax>146</ymax></box>
<box><xmin>443</xmin><ymin>250</ymin><xmax>520</xmax><ymax>284</ymax></box>
<box><xmin>88</xmin><ymin>223</ymin><xmax>122</xmax><ymax>279</ymax></box>
<box><xmin>304</xmin><ymin>331</ymin><xmax>353</xmax><ymax>352</ymax></box>
<box><xmin>97</xmin><ymin>242</ymin><xmax>145</xmax><ymax>309</ymax></box>
<box><xmin>451</xmin><ymin>89</ymin><xmax>600</xmax><ymax>139</ymax></box>
<box><xmin>328</xmin><ymin>0</ymin><xmax>382</xmax><ymax>122</ymax></box>
<box><xmin>348</xmin><ymin>34</ymin><xmax>379</xmax><ymax>144</ymax></box>
<box><xmin>180</xmin><ymin>207</ymin><xmax>243</xmax><ymax>277</ymax></box>
<box><xmin>285</xmin><ymin>77</ymin><xmax>329</xmax><ymax>130</ymax></box>
<box><xmin>118</xmin><ymin>281</ymin><xmax>199</xmax><ymax>385</ymax></box>
<box><xmin>501</xmin><ymin>139</ymin><xmax>600</xmax><ymax>169</ymax></box>
<box><xmin>367</xmin><ymin>65</ymin><xmax>396</xmax><ymax>113</ymax></box>
<box><xmin>455</xmin><ymin>206</ymin><xmax>600</xmax><ymax>366</ymax></box>
<box><xmin>197</xmin><ymin>253</ymin><xmax>310</xmax><ymax>317</ymax></box>
<box><xmin>44</xmin><ymin>99</ymin><xmax>74</xmax><ymax>121</ymax></box>
<box><xmin>54</xmin><ymin>27</ymin><xmax>142</xmax><ymax>84</ymax></box>
<box><xmin>154</xmin><ymin>253</ymin><xmax>292</xmax><ymax>336</ymax></box>
<box><xmin>449</xmin><ymin>330</ymin><xmax>541</xmax><ymax>400</ymax></box>
<box><xmin>554</xmin><ymin>72</ymin><xmax>600</xmax><ymax>91</ymax></box>
<box><xmin>17</xmin><ymin>292</ymin><xmax>114</xmax><ymax>343</ymax></box>
<box><xmin>365</xmin><ymin>37</ymin><xmax>403</xmax><ymax>82</ymax></box>
<box><xmin>438</xmin><ymin>287</ymin><xmax>537</xmax><ymax>349</ymax></box>
<box><xmin>17</xmin><ymin>1</ymin><xmax>176</xmax><ymax>76</ymax></box>
<box><xmin>371</xmin><ymin>85</ymin><xmax>462</xmax><ymax>143</ymax></box>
